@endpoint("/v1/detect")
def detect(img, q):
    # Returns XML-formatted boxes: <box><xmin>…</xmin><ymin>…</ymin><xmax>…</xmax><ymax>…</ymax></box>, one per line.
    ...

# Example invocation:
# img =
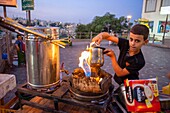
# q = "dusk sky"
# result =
<box><xmin>0</xmin><ymin>0</ymin><xmax>143</xmax><ymax>24</ymax></box>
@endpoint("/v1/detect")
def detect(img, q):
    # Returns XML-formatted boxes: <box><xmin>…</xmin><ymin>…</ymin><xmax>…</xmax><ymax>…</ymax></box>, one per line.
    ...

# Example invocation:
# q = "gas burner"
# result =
<box><xmin>70</xmin><ymin>87</ymin><xmax>109</xmax><ymax>102</ymax></box>
<box><xmin>23</xmin><ymin>83</ymin><xmax>60</xmax><ymax>93</ymax></box>
<box><xmin>69</xmin><ymin>67</ymin><xmax>114</xmax><ymax>102</ymax></box>
<box><xmin>17</xmin><ymin>80</ymin><xmax>116</xmax><ymax>113</ymax></box>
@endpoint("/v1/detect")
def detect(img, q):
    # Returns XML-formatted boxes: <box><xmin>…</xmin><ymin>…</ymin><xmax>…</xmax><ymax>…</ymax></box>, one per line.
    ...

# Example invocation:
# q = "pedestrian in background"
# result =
<box><xmin>109</xmin><ymin>31</ymin><xmax>114</xmax><ymax>46</ymax></box>
<box><xmin>15</xmin><ymin>34</ymin><xmax>25</xmax><ymax>66</ymax></box>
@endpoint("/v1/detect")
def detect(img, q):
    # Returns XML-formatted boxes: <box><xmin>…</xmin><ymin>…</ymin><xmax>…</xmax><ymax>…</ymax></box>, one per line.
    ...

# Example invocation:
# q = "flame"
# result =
<box><xmin>92</xmin><ymin>77</ymin><xmax>103</xmax><ymax>84</ymax></box>
<box><xmin>79</xmin><ymin>51</ymin><xmax>91</xmax><ymax>77</ymax></box>
<box><xmin>99</xmin><ymin>78</ymin><xmax>103</xmax><ymax>83</ymax></box>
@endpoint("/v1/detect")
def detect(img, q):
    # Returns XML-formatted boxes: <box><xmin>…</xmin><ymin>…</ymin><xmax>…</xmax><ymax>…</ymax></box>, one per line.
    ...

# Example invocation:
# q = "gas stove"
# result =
<box><xmin>17</xmin><ymin>77</ymin><xmax>116</xmax><ymax>113</ymax></box>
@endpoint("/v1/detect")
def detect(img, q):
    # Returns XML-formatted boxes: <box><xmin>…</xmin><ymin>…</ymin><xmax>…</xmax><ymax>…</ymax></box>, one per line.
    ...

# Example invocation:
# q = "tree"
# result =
<box><xmin>75</xmin><ymin>12</ymin><xmax>131</xmax><ymax>39</ymax></box>
<box><xmin>75</xmin><ymin>24</ymin><xmax>90</xmax><ymax>39</ymax></box>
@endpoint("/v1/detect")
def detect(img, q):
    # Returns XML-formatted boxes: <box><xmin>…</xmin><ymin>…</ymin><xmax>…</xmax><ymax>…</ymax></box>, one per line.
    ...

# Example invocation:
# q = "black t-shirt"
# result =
<box><xmin>114</xmin><ymin>38</ymin><xmax>145</xmax><ymax>85</ymax></box>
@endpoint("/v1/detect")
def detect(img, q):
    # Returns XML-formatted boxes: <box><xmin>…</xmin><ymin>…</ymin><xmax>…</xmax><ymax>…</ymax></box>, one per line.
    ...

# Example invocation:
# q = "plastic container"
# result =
<box><xmin>2</xmin><ymin>53</ymin><xmax>7</xmax><ymax>60</ymax></box>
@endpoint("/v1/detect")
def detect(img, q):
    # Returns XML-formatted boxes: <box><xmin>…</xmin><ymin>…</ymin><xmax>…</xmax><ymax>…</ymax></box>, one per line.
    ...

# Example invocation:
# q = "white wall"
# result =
<box><xmin>142</xmin><ymin>0</ymin><xmax>170</xmax><ymax>40</ymax></box>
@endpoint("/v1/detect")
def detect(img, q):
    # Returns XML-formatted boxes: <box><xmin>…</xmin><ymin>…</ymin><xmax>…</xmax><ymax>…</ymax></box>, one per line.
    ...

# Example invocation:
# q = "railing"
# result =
<box><xmin>75</xmin><ymin>32</ymin><xmax>100</xmax><ymax>39</ymax></box>
<box><xmin>149</xmin><ymin>34</ymin><xmax>163</xmax><ymax>44</ymax></box>
<box><xmin>76</xmin><ymin>32</ymin><xmax>170</xmax><ymax>46</ymax></box>
<box><xmin>149</xmin><ymin>34</ymin><xmax>170</xmax><ymax>45</ymax></box>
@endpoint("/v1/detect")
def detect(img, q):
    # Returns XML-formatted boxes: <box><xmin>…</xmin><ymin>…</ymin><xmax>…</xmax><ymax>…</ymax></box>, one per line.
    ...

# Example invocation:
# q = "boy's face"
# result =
<box><xmin>129</xmin><ymin>32</ymin><xmax>148</xmax><ymax>53</ymax></box>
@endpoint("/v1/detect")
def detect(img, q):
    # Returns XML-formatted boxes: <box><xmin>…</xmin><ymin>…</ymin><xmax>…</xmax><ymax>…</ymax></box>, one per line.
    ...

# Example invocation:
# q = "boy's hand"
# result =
<box><xmin>104</xmin><ymin>49</ymin><xmax>116</xmax><ymax>58</ymax></box>
<box><xmin>92</xmin><ymin>33</ymin><xmax>103</xmax><ymax>45</ymax></box>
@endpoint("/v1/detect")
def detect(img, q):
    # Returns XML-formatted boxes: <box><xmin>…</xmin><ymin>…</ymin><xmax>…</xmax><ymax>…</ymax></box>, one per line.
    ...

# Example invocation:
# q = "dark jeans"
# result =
<box><xmin>17</xmin><ymin>51</ymin><xmax>25</xmax><ymax>65</ymax></box>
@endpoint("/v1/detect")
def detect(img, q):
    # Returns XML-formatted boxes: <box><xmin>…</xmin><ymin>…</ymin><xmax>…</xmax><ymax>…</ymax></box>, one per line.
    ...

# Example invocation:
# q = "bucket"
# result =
<box><xmin>26</xmin><ymin>34</ymin><xmax>60</xmax><ymax>88</ymax></box>
<box><xmin>2</xmin><ymin>53</ymin><xmax>7</xmax><ymax>60</ymax></box>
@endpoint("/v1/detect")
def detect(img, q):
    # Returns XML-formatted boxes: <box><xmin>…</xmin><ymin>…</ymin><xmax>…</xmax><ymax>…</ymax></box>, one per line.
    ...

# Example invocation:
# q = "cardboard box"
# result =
<box><xmin>162</xmin><ymin>83</ymin><xmax>170</xmax><ymax>95</ymax></box>
<box><xmin>124</xmin><ymin>78</ymin><xmax>161</xmax><ymax>112</ymax></box>
<box><xmin>0</xmin><ymin>74</ymin><xmax>16</xmax><ymax>99</ymax></box>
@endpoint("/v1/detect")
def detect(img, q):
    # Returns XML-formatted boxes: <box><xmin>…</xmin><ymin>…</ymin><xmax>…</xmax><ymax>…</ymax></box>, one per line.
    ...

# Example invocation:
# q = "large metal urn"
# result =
<box><xmin>0</xmin><ymin>17</ymin><xmax>62</xmax><ymax>89</ymax></box>
<box><xmin>26</xmin><ymin>34</ymin><xmax>60</xmax><ymax>88</ymax></box>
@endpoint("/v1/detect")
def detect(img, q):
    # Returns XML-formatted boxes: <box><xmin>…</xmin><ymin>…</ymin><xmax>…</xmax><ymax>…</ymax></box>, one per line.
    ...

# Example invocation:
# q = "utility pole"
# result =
<box><xmin>160</xmin><ymin>6</ymin><xmax>170</xmax><ymax>45</ymax></box>
<box><xmin>127</xmin><ymin>15</ymin><xmax>132</xmax><ymax>38</ymax></box>
<box><xmin>26</xmin><ymin>10</ymin><xmax>31</xmax><ymax>26</ymax></box>
<box><xmin>162</xmin><ymin>14</ymin><xmax>168</xmax><ymax>44</ymax></box>
<box><xmin>3</xmin><ymin>6</ymin><xmax>7</xmax><ymax>17</ymax></box>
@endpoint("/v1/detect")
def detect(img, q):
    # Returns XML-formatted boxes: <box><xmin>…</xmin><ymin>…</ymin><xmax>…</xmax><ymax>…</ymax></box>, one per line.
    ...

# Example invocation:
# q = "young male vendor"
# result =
<box><xmin>92</xmin><ymin>24</ymin><xmax>149</xmax><ymax>86</ymax></box>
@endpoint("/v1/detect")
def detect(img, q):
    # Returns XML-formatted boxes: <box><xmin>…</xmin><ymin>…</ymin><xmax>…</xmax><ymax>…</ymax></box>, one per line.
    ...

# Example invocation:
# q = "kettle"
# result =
<box><xmin>87</xmin><ymin>46</ymin><xmax>106</xmax><ymax>67</ymax></box>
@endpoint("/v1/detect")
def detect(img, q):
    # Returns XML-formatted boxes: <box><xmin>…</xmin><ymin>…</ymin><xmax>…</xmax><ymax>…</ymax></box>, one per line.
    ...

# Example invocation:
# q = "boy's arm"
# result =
<box><xmin>92</xmin><ymin>32</ymin><xmax>119</xmax><ymax>45</ymax></box>
<box><xmin>110</xmin><ymin>54</ymin><xmax>130</xmax><ymax>77</ymax></box>
<box><xmin>102</xmin><ymin>32</ymin><xmax>119</xmax><ymax>44</ymax></box>
<box><xmin>105</xmin><ymin>49</ymin><xmax>130</xmax><ymax>77</ymax></box>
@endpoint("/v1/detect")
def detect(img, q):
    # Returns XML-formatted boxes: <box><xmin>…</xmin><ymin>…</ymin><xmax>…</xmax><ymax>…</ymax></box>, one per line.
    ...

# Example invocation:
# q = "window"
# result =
<box><xmin>145</xmin><ymin>0</ymin><xmax>157</xmax><ymax>12</ymax></box>
<box><xmin>161</xmin><ymin>0</ymin><xmax>170</xmax><ymax>7</ymax></box>
<box><xmin>157</xmin><ymin>21</ymin><xmax>170</xmax><ymax>33</ymax></box>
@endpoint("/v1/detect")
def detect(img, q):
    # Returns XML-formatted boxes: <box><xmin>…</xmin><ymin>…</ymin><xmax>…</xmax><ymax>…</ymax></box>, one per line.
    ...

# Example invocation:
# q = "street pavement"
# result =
<box><xmin>3</xmin><ymin>40</ymin><xmax>170</xmax><ymax>104</ymax></box>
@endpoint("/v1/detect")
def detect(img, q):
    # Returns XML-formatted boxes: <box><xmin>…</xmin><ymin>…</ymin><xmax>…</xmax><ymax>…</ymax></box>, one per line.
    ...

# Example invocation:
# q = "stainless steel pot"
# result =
<box><xmin>87</xmin><ymin>46</ymin><xmax>105</xmax><ymax>67</ymax></box>
<box><xmin>26</xmin><ymin>34</ymin><xmax>60</xmax><ymax>88</ymax></box>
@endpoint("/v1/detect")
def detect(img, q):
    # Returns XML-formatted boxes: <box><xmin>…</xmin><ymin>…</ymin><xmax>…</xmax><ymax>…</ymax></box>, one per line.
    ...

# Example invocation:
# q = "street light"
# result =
<box><xmin>127</xmin><ymin>15</ymin><xmax>132</xmax><ymax>37</ymax></box>
<box><xmin>160</xmin><ymin>6</ymin><xmax>170</xmax><ymax>44</ymax></box>
<box><xmin>127</xmin><ymin>15</ymin><xmax>132</xmax><ymax>22</ymax></box>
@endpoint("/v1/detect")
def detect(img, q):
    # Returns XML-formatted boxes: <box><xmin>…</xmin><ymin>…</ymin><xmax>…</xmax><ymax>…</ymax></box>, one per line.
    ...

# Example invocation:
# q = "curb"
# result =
<box><xmin>147</xmin><ymin>43</ymin><xmax>170</xmax><ymax>49</ymax></box>
<box><xmin>72</xmin><ymin>39</ymin><xmax>170</xmax><ymax>49</ymax></box>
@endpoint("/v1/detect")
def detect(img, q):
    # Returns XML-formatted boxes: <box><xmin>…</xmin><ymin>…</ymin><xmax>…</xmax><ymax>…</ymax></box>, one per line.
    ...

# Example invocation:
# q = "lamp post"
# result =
<box><xmin>127</xmin><ymin>15</ymin><xmax>132</xmax><ymax>38</ymax></box>
<box><xmin>127</xmin><ymin>15</ymin><xmax>132</xmax><ymax>21</ymax></box>
<box><xmin>160</xmin><ymin>6</ymin><xmax>170</xmax><ymax>45</ymax></box>
<box><xmin>106</xmin><ymin>23</ymin><xmax>111</xmax><ymax>33</ymax></box>
<box><xmin>162</xmin><ymin>14</ymin><xmax>168</xmax><ymax>44</ymax></box>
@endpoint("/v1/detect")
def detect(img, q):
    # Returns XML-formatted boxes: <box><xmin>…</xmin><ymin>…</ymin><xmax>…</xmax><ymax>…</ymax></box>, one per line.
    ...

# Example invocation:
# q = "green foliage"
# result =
<box><xmin>75</xmin><ymin>12</ymin><xmax>132</xmax><ymax>39</ymax></box>
<box><xmin>76</xmin><ymin>24</ymin><xmax>88</xmax><ymax>32</ymax></box>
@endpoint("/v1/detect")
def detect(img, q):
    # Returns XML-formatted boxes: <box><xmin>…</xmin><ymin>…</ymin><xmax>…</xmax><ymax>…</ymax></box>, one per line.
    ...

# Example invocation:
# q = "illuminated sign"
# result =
<box><xmin>160</xmin><ymin>6</ymin><xmax>170</xmax><ymax>15</ymax></box>
<box><xmin>0</xmin><ymin>0</ymin><xmax>17</xmax><ymax>7</ymax></box>
<box><xmin>22</xmin><ymin>0</ymin><xmax>34</xmax><ymax>11</ymax></box>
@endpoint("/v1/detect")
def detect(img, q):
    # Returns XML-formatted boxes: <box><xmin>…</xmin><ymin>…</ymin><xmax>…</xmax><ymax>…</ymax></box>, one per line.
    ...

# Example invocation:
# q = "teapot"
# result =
<box><xmin>87</xmin><ymin>43</ymin><xmax>106</xmax><ymax>67</ymax></box>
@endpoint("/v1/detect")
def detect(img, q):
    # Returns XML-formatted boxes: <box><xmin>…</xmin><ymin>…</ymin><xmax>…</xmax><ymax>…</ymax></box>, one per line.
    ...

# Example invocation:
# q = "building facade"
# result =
<box><xmin>142</xmin><ymin>0</ymin><xmax>170</xmax><ymax>41</ymax></box>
